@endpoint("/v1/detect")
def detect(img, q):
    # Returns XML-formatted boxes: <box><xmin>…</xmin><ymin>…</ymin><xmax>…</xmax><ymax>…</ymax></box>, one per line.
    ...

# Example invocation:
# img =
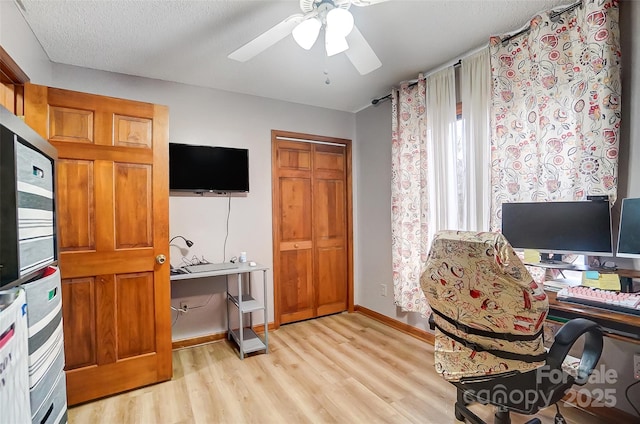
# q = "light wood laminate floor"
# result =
<box><xmin>69</xmin><ymin>313</ymin><xmax>610</xmax><ymax>424</ymax></box>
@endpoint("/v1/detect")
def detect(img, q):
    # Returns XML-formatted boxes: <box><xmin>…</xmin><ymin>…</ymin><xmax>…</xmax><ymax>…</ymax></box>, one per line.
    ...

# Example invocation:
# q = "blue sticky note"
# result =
<box><xmin>585</xmin><ymin>271</ymin><xmax>600</xmax><ymax>280</ymax></box>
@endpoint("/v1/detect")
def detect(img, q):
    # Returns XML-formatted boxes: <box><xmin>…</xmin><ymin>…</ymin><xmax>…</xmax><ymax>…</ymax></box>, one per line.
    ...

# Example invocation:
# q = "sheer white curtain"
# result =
<box><xmin>426</xmin><ymin>68</ymin><xmax>459</xmax><ymax>242</ymax></box>
<box><xmin>460</xmin><ymin>48</ymin><xmax>491</xmax><ymax>231</ymax></box>
<box><xmin>391</xmin><ymin>60</ymin><xmax>491</xmax><ymax>314</ymax></box>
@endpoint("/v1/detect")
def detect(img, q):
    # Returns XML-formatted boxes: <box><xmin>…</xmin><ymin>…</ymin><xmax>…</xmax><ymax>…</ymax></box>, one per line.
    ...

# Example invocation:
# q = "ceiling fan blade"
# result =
<box><xmin>228</xmin><ymin>14</ymin><xmax>305</xmax><ymax>62</ymax></box>
<box><xmin>349</xmin><ymin>0</ymin><xmax>391</xmax><ymax>7</ymax></box>
<box><xmin>299</xmin><ymin>0</ymin><xmax>315</xmax><ymax>14</ymax></box>
<box><xmin>344</xmin><ymin>25</ymin><xmax>381</xmax><ymax>75</ymax></box>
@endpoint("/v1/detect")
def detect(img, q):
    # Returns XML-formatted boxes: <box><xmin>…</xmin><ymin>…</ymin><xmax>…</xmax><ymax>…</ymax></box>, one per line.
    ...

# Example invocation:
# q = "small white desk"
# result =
<box><xmin>170</xmin><ymin>263</ymin><xmax>269</xmax><ymax>359</ymax></box>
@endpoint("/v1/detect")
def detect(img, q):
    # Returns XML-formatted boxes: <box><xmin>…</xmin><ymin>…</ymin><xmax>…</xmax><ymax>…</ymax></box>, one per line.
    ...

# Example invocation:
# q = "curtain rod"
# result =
<box><xmin>370</xmin><ymin>0</ymin><xmax>582</xmax><ymax>106</ymax></box>
<box><xmin>370</xmin><ymin>41</ymin><xmax>487</xmax><ymax>106</ymax></box>
<box><xmin>371</xmin><ymin>60</ymin><xmax>462</xmax><ymax>105</ymax></box>
<box><xmin>500</xmin><ymin>0</ymin><xmax>582</xmax><ymax>45</ymax></box>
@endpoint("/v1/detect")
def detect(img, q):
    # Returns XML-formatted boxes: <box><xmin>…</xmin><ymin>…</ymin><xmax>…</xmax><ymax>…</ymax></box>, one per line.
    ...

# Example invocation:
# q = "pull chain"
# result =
<box><xmin>323</xmin><ymin>47</ymin><xmax>331</xmax><ymax>85</ymax></box>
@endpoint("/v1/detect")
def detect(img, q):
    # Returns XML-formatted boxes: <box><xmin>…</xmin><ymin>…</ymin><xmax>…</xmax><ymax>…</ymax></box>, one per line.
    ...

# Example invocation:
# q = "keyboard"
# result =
<box><xmin>183</xmin><ymin>262</ymin><xmax>238</xmax><ymax>273</ymax></box>
<box><xmin>557</xmin><ymin>286</ymin><xmax>640</xmax><ymax>316</ymax></box>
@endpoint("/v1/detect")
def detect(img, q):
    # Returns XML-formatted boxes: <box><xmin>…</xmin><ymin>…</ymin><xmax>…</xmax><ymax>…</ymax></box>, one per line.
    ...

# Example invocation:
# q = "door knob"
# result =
<box><xmin>294</xmin><ymin>243</ymin><xmax>299</xmax><ymax>248</ymax></box>
<box><xmin>156</xmin><ymin>254</ymin><xmax>167</xmax><ymax>265</ymax></box>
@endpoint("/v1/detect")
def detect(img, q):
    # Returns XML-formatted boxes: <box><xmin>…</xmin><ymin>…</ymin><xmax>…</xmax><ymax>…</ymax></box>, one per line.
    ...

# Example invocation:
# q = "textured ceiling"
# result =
<box><xmin>16</xmin><ymin>0</ymin><xmax>569</xmax><ymax>112</ymax></box>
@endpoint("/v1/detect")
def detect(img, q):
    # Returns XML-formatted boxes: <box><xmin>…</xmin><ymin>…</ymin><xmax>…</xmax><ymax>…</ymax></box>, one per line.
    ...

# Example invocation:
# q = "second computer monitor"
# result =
<box><xmin>617</xmin><ymin>197</ymin><xmax>640</xmax><ymax>258</ymax></box>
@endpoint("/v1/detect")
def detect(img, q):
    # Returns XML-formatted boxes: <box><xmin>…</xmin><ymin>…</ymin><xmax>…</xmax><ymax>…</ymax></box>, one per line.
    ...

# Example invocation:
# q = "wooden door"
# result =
<box><xmin>272</xmin><ymin>131</ymin><xmax>353</xmax><ymax>326</ymax></box>
<box><xmin>0</xmin><ymin>45</ymin><xmax>29</xmax><ymax>116</ymax></box>
<box><xmin>24</xmin><ymin>84</ymin><xmax>171</xmax><ymax>405</ymax></box>
<box><xmin>273</xmin><ymin>140</ymin><xmax>315</xmax><ymax>324</ymax></box>
<box><xmin>313</xmin><ymin>144</ymin><xmax>348</xmax><ymax>317</ymax></box>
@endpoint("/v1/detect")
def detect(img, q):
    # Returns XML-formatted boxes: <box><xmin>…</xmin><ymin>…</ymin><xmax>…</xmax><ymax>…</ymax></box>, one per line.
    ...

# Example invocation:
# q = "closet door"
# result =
<box><xmin>273</xmin><ymin>140</ymin><xmax>315</xmax><ymax>324</ymax></box>
<box><xmin>24</xmin><ymin>84</ymin><xmax>171</xmax><ymax>405</ymax></box>
<box><xmin>314</xmin><ymin>144</ymin><xmax>348</xmax><ymax>316</ymax></box>
<box><xmin>272</xmin><ymin>131</ymin><xmax>353</xmax><ymax>326</ymax></box>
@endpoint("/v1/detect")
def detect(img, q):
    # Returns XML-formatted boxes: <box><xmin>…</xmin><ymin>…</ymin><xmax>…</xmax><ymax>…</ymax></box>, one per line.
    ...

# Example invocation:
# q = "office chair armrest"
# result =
<box><xmin>546</xmin><ymin>318</ymin><xmax>603</xmax><ymax>385</ymax></box>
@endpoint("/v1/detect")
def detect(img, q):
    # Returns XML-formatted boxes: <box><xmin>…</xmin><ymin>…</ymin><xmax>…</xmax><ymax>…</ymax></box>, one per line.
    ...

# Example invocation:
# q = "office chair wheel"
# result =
<box><xmin>524</xmin><ymin>419</ymin><xmax>541</xmax><ymax>424</ymax></box>
<box><xmin>554</xmin><ymin>409</ymin><xmax>567</xmax><ymax>424</ymax></box>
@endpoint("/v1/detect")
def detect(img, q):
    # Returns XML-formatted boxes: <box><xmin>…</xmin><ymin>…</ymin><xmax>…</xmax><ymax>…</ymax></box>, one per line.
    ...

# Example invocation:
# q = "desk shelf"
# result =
<box><xmin>170</xmin><ymin>263</ymin><xmax>269</xmax><ymax>359</ymax></box>
<box><xmin>228</xmin><ymin>328</ymin><xmax>267</xmax><ymax>355</ymax></box>
<box><xmin>228</xmin><ymin>294</ymin><xmax>263</xmax><ymax>313</ymax></box>
<box><xmin>547</xmin><ymin>290</ymin><xmax>640</xmax><ymax>345</ymax></box>
<box><xmin>226</xmin><ymin>265</ymin><xmax>269</xmax><ymax>359</ymax></box>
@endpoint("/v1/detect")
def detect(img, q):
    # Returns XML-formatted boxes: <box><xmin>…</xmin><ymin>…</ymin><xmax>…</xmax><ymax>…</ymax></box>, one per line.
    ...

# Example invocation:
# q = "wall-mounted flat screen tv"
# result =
<box><xmin>169</xmin><ymin>143</ymin><xmax>249</xmax><ymax>193</ymax></box>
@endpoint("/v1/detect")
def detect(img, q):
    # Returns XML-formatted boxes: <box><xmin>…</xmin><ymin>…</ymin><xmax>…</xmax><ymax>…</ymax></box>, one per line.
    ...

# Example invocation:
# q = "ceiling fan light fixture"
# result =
<box><xmin>326</xmin><ymin>8</ymin><xmax>354</xmax><ymax>37</ymax></box>
<box><xmin>325</xmin><ymin>32</ymin><xmax>349</xmax><ymax>56</ymax></box>
<box><xmin>292</xmin><ymin>17</ymin><xmax>321</xmax><ymax>50</ymax></box>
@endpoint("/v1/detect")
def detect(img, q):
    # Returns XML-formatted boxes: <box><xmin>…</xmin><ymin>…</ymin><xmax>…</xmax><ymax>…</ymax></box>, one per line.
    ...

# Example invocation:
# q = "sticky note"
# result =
<box><xmin>582</xmin><ymin>272</ymin><xmax>598</xmax><ymax>288</ymax></box>
<box><xmin>581</xmin><ymin>272</ymin><xmax>621</xmax><ymax>291</ymax></box>
<box><xmin>524</xmin><ymin>249</ymin><xmax>540</xmax><ymax>264</ymax></box>
<box><xmin>598</xmin><ymin>274</ymin><xmax>621</xmax><ymax>291</ymax></box>
<box><xmin>585</xmin><ymin>271</ymin><xmax>600</xmax><ymax>280</ymax></box>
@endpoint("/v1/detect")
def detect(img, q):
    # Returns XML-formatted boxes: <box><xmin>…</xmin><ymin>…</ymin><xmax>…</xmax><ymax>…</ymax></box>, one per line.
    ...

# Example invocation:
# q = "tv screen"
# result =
<box><xmin>169</xmin><ymin>143</ymin><xmax>249</xmax><ymax>193</ymax></box>
<box><xmin>617</xmin><ymin>198</ymin><xmax>640</xmax><ymax>258</ymax></box>
<box><xmin>501</xmin><ymin>201</ymin><xmax>613</xmax><ymax>258</ymax></box>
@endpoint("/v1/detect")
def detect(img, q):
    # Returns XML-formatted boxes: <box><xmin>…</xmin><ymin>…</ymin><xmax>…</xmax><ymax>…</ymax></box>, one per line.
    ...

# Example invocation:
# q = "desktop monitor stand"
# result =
<box><xmin>540</xmin><ymin>253</ymin><xmax>564</xmax><ymax>265</ymax></box>
<box><xmin>538</xmin><ymin>253</ymin><xmax>577</xmax><ymax>270</ymax></box>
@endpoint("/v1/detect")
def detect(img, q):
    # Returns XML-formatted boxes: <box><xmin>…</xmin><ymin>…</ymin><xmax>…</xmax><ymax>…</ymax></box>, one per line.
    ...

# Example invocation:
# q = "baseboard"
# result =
<box><xmin>171</xmin><ymin>322</ymin><xmax>275</xmax><ymax>350</ymax></box>
<box><xmin>353</xmin><ymin>305</ymin><xmax>434</xmax><ymax>344</ymax></box>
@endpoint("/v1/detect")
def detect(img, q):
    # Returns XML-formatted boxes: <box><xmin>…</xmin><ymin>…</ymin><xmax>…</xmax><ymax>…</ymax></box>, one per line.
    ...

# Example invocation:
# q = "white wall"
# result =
<box><xmin>0</xmin><ymin>1</ymin><xmax>52</xmax><ymax>85</ymax></box>
<box><xmin>354</xmin><ymin>100</ymin><xmax>431</xmax><ymax>330</ymax></box>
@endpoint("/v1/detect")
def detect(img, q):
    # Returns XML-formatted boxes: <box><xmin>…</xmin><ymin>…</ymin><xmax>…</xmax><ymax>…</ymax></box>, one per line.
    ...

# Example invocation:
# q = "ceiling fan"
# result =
<box><xmin>228</xmin><ymin>0</ymin><xmax>388</xmax><ymax>75</ymax></box>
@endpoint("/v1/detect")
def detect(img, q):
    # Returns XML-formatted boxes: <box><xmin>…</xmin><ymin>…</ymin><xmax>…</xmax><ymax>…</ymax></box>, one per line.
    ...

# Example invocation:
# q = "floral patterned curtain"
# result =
<box><xmin>489</xmin><ymin>0</ymin><xmax>621</xmax><ymax>231</ymax></box>
<box><xmin>391</xmin><ymin>77</ymin><xmax>430</xmax><ymax>315</ymax></box>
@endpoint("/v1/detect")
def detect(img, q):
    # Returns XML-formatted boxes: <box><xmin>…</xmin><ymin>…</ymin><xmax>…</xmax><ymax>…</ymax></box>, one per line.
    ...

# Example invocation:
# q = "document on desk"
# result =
<box><xmin>544</xmin><ymin>278</ymin><xmax>581</xmax><ymax>291</ymax></box>
<box><xmin>581</xmin><ymin>271</ymin><xmax>621</xmax><ymax>291</ymax></box>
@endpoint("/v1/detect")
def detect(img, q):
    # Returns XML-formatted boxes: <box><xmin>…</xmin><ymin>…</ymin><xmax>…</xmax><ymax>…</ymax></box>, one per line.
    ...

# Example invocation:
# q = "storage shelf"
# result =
<box><xmin>225</xmin><ymin>266</ymin><xmax>269</xmax><ymax>359</ymax></box>
<box><xmin>227</xmin><ymin>294</ymin><xmax>264</xmax><ymax>313</ymax></box>
<box><xmin>170</xmin><ymin>264</ymin><xmax>269</xmax><ymax>359</ymax></box>
<box><xmin>229</xmin><ymin>328</ymin><xmax>267</xmax><ymax>354</ymax></box>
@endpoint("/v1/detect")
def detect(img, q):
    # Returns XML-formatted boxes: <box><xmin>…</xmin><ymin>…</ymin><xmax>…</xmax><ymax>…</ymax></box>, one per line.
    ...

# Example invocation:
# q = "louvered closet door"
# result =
<box><xmin>272</xmin><ymin>131</ymin><xmax>352</xmax><ymax>326</ymax></box>
<box><xmin>24</xmin><ymin>84</ymin><xmax>171</xmax><ymax>405</ymax></box>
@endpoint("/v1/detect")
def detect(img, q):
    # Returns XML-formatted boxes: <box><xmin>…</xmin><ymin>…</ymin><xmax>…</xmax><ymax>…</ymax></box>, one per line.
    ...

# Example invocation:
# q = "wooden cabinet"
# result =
<box><xmin>272</xmin><ymin>131</ymin><xmax>353</xmax><ymax>326</ymax></box>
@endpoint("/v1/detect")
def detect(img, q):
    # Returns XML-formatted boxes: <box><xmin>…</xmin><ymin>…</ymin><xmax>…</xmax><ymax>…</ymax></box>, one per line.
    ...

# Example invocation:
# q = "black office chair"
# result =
<box><xmin>421</xmin><ymin>230</ymin><xmax>603</xmax><ymax>424</ymax></box>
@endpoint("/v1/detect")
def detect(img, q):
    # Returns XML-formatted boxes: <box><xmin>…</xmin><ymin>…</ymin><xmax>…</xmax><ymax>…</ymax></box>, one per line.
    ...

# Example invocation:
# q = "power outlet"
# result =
<box><xmin>634</xmin><ymin>353</ymin><xmax>640</xmax><ymax>380</ymax></box>
<box><xmin>379</xmin><ymin>283</ymin><xmax>387</xmax><ymax>297</ymax></box>
<box><xmin>179</xmin><ymin>301</ymin><xmax>189</xmax><ymax>313</ymax></box>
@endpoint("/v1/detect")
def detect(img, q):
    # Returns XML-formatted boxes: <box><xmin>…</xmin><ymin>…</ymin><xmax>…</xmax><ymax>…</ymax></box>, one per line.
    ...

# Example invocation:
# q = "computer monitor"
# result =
<box><xmin>616</xmin><ymin>197</ymin><xmax>640</xmax><ymax>258</ymax></box>
<box><xmin>501</xmin><ymin>201</ymin><xmax>613</xmax><ymax>262</ymax></box>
